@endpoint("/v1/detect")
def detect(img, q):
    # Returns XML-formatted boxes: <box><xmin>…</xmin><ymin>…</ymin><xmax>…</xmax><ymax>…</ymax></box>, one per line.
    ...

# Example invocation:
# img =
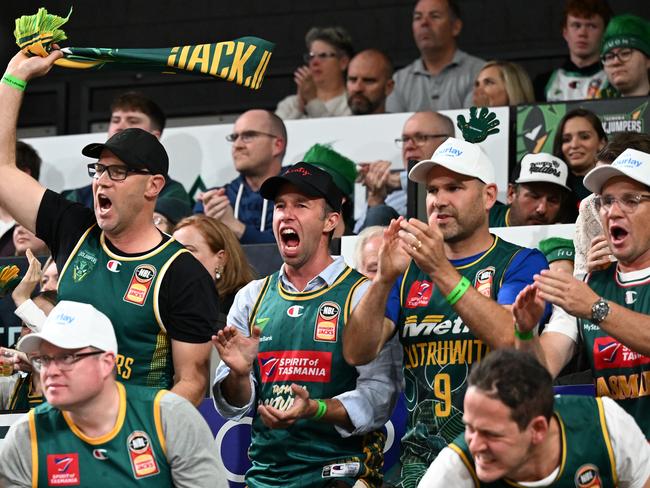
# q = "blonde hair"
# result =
<box><xmin>174</xmin><ymin>215</ymin><xmax>256</xmax><ymax>296</ymax></box>
<box><xmin>480</xmin><ymin>60</ymin><xmax>535</xmax><ymax>106</ymax></box>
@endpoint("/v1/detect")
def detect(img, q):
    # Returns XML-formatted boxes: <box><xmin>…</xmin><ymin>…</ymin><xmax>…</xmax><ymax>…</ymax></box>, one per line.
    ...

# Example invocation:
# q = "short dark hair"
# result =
<box><xmin>110</xmin><ymin>92</ymin><xmax>166</xmax><ymax>133</ymax></box>
<box><xmin>563</xmin><ymin>0</ymin><xmax>612</xmax><ymax>27</ymax></box>
<box><xmin>597</xmin><ymin>132</ymin><xmax>650</xmax><ymax>164</ymax></box>
<box><xmin>468</xmin><ymin>349</ymin><xmax>554</xmax><ymax>430</ymax></box>
<box><xmin>305</xmin><ymin>26</ymin><xmax>354</xmax><ymax>59</ymax></box>
<box><xmin>414</xmin><ymin>0</ymin><xmax>461</xmax><ymax>21</ymax></box>
<box><xmin>16</xmin><ymin>141</ymin><xmax>42</xmax><ymax>181</ymax></box>
<box><xmin>552</xmin><ymin>108</ymin><xmax>607</xmax><ymax>163</ymax></box>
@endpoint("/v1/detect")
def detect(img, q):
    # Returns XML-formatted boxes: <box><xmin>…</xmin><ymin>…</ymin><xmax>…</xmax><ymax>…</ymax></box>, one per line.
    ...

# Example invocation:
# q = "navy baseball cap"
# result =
<box><xmin>260</xmin><ymin>162</ymin><xmax>344</xmax><ymax>212</ymax></box>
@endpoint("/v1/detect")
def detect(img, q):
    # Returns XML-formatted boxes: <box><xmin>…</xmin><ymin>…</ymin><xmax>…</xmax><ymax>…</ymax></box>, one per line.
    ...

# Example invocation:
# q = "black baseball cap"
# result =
<box><xmin>81</xmin><ymin>128</ymin><xmax>169</xmax><ymax>177</ymax></box>
<box><xmin>260</xmin><ymin>162</ymin><xmax>344</xmax><ymax>212</ymax></box>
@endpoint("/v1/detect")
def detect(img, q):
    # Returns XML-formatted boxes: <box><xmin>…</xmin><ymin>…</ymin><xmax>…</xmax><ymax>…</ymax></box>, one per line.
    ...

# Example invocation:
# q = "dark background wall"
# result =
<box><xmin>1</xmin><ymin>0</ymin><xmax>648</xmax><ymax>135</ymax></box>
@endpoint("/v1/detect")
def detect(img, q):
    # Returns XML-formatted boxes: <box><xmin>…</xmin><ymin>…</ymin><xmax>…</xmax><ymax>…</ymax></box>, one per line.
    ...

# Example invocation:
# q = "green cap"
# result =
<box><xmin>302</xmin><ymin>144</ymin><xmax>357</xmax><ymax>197</ymax></box>
<box><xmin>538</xmin><ymin>237</ymin><xmax>575</xmax><ymax>264</ymax></box>
<box><xmin>601</xmin><ymin>14</ymin><xmax>650</xmax><ymax>56</ymax></box>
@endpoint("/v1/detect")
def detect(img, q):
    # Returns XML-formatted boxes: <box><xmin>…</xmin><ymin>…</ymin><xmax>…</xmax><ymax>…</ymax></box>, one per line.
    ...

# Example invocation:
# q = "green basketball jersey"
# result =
<box><xmin>449</xmin><ymin>396</ymin><xmax>617</xmax><ymax>487</ymax></box>
<box><xmin>397</xmin><ymin>236</ymin><xmax>524</xmax><ymax>480</ymax></box>
<box><xmin>58</xmin><ymin>225</ymin><xmax>188</xmax><ymax>389</ymax></box>
<box><xmin>582</xmin><ymin>265</ymin><xmax>650</xmax><ymax>438</ymax></box>
<box><xmin>30</xmin><ymin>383</ymin><xmax>172</xmax><ymax>487</ymax></box>
<box><xmin>7</xmin><ymin>373</ymin><xmax>43</xmax><ymax>411</ymax></box>
<box><xmin>488</xmin><ymin>204</ymin><xmax>511</xmax><ymax>228</ymax></box>
<box><xmin>247</xmin><ymin>266</ymin><xmax>384</xmax><ymax>488</ymax></box>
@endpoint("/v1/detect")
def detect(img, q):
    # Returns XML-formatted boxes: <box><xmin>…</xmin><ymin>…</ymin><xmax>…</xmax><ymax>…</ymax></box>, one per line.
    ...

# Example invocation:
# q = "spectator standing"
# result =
<box><xmin>386</xmin><ymin>0</ymin><xmax>484</xmax><ymax>112</ymax></box>
<box><xmin>276</xmin><ymin>27</ymin><xmax>354</xmax><ymax>119</ymax></box>
<box><xmin>195</xmin><ymin>109</ymin><xmax>286</xmax><ymax>244</ymax></box>
<box><xmin>534</xmin><ymin>0</ymin><xmax>611</xmax><ymax>102</ymax></box>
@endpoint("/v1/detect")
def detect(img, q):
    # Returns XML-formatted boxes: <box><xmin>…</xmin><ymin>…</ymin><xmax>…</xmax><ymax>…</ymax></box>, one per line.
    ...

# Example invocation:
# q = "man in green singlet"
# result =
<box><xmin>0</xmin><ymin>300</ymin><xmax>226</xmax><ymax>487</ymax></box>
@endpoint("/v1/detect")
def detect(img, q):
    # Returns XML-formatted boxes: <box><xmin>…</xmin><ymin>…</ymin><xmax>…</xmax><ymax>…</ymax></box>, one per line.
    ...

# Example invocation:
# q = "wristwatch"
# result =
<box><xmin>591</xmin><ymin>297</ymin><xmax>610</xmax><ymax>325</ymax></box>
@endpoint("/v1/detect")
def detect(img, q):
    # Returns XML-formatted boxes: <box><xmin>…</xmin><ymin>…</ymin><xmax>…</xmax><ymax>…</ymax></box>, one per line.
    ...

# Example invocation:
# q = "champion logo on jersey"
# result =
<box><xmin>287</xmin><ymin>305</ymin><xmax>304</xmax><ymax>317</ymax></box>
<box><xmin>107</xmin><ymin>260</ymin><xmax>121</xmax><ymax>272</ymax></box>
<box><xmin>93</xmin><ymin>449</ymin><xmax>108</xmax><ymax>460</ymax></box>
<box><xmin>47</xmin><ymin>453</ymin><xmax>80</xmax><ymax>486</ymax></box>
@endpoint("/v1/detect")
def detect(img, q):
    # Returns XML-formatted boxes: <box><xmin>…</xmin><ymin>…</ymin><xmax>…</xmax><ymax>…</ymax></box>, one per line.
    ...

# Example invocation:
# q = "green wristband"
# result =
<box><xmin>1</xmin><ymin>74</ymin><xmax>27</xmax><ymax>92</ymax></box>
<box><xmin>514</xmin><ymin>323</ymin><xmax>534</xmax><ymax>341</ymax></box>
<box><xmin>311</xmin><ymin>399</ymin><xmax>327</xmax><ymax>420</ymax></box>
<box><xmin>445</xmin><ymin>276</ymin><xmax>471</xmax><ymax>306</ymax></box>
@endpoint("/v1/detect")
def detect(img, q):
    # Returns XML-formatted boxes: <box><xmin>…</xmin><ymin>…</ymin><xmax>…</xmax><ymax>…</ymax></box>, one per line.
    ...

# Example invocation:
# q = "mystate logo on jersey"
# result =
<box><xmin>258</xmin><ymin>350</ymin><xmax>332</xmax><ymax>383</ymax></box>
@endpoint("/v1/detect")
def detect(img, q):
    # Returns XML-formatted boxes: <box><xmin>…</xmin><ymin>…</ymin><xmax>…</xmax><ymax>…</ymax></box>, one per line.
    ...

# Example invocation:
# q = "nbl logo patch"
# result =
<box><xmin>314</xmin><ymin>301</ymin><xmax>340</xmax><ymax>342</ymax></box>
<box><xmin>127</xmin><ymin>431</ymin><xmax>160</xmax><ymax>479</ymax></box>
<box><xmin>46</xmin><ymin>453</ymin><xmax>80</xmax><ymax>486</ymax></box>
<box><xmin>574</xmin><ymin>464</ymin><xmax>602</xmax><ymax>487</ymax></box>
<box><xmin>474</xmin><ymin>267</ymin><xmax>495</xmax><ymax>298</ymax></box>
<box><xmin>405</xmin><ymin>280</ymin><xmax>433</xmax><ymax>308</ymax></box>
<box><xmin>123</xmin><ymin>264</ymin><xmax>157</xmax><ymax>306</ymax></box>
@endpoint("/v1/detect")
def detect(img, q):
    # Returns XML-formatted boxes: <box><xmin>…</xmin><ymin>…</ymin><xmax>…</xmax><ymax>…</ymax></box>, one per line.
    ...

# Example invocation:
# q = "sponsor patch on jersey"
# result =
<box><xmin>592</xmin><ymin>336</ymin><xmax>650</xmax><ymax>370</ymax></box>
<box><xmin>474</xmin><ymin>267</ymin><xmax>495</xmax><ymax>298</ymax></box>
<box><xmin>127</xmin><ymin>431</ymin><xmax>160</xmax><ymax>479</ymax></box>
<box><xmin>123</xmin><ymin>264</ymin><xmax>157</xmax><ymax>306</ymax></box>
<box><xmin>106</xmin><ymin>260</ymin><xmax>122</xmax><ymax>273</ymax></box>
<box><xmin>258</xmin><ymin>350</ymin><xmax>332</xmax><ymax>383</ymax></box>
<box><xmin>574</xmin><ymin>464</ymin><xmax>602</xmax><ymax>487</ymax></box>
<box><xmin>404</xmin><ymin>280</ymin><xmax>433</xmax><ymax>308</ymax></box>
<box><xmin>47</xmin><ymin>453</ymin><xmax>80</xmax><ymax>486</ymax></box>
<box><xmin>322</xmin><ymin>461</ymin><xmax>360</xmax><ymax>478</ymax></box>
<box><xmin>314</xmin><ymin>301</ymin><xmax>340</xmax><ymax>342</ymax></box>
<box><xmin>287</xmin><ymin>305</ymin><xmax>304</xmax><ymax>318</ymax></box>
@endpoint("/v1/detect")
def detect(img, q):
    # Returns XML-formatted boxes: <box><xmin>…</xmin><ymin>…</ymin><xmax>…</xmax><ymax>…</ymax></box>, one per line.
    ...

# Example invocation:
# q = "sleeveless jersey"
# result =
<box><xmin>30</xmin><ymin>383</ymin><xmax>172</xmax><ymax>487</ymax></box>
<box><xmin>582</xmin><ymin>265</ymin><xmax>650</xmax><ymax>438</ymax></box>
<box><xmin>247</xmin><ymin>266</ymin><xmax>384</xmax><ymax>488</ymax></box>
<box><xmin>58</xmin><ymin>225</ymin><xmax>188</xmax><ymax>389</ymax></box>
<box><xmin>488</xmin><ymin>205</ymin><xmax>510</xmax><ymax>228</ymax></box>
<box><xmin>449</xmin><ymin>395</ymin><xmax>617</xmax><ymax>487</ymax></box>
<box><xmin>397</xmin><ymin>236</ymin><xmax>524</xmax><ymax>484</ymax></box>
<box><xmin>7</xmin><ymin>373</ymin><xmax>43</xmax><ymax>411</ymax></box>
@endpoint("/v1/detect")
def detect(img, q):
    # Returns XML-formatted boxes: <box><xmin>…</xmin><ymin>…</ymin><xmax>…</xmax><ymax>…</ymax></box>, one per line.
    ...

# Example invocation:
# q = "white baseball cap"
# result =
<box><xmin>18</xmin><ymin>301</ymin><xmax>118</xmax><ymax>355</ymax></box>
<box><xmin>515</xmin><ymin>153</ymin><xmax>570</xmax><ymax>190</ymax></box>
<box><xmin>584</xmin><ymin>149</ymin><xmax>650</xmax><ymax>193</ymax></box>
<box><xmin>408</xmin><ymin>137</ymin><xmax>496</xmax><ymax>185</ymax></box>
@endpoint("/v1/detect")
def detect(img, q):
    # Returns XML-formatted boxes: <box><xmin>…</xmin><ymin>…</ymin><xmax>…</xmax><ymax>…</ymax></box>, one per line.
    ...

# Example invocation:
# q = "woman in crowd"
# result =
<box><xmin>275</xmin><ymin>26</ymin><xmax>354</xmax><ymax>119</ymax></box>
<box><xmin>552</xmin><ymin>108</ymin><xmax>607</xmax><ymax>213</ymax></box>
<box><xmin>173</xmin><ymin>215</ymin><xmax>256</xmax><ymax>327</ymax></box>
<box><xmin>472</xmin><ymin>60</ymin><xmax>535</xmax><ymax>107</ymax></box>
<box><xmin>353</xmin><ymin>226</ymin><xmax>384</xmax><ymax>279</ymax></box>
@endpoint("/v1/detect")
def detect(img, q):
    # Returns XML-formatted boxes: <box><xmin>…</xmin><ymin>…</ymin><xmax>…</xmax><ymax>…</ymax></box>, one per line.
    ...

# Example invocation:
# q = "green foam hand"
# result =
<box><xmin>456</xmin><ymin>107</ymin><xmax>500</xmax><ymax>143</ymax></box>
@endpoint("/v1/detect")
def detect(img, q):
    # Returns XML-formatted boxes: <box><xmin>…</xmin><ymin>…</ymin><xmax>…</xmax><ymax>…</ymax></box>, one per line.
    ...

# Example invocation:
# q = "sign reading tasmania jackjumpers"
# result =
<box><xmin>516</xmin><ymin>96</ymin><xmax>649</xmax><ymax>162</ymax></box>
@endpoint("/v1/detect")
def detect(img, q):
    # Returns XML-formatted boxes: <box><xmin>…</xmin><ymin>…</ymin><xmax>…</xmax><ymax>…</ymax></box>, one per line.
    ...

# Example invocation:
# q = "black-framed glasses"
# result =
<box><xmin>87</xmin><ymin>163</ymin><xmax>151</xmax><ymax>181</ymax></box>
<box><xmin>395</xmin><ymin>134</ymin><xmax>450</xmax><ymax>147</ymax></box>
<box><xmin>31</xmin><ymin>350</ymin><xmax>104</xmax><ymax>372</ymax></box>
<box><xmin>225</xmin><ymin>130</ymin><xmax>278</xmax><ymax>143</ymax></box>
<box><xmin>303</xmin><ymin>51</ymin><xmax>338</xmax><ymax>63</ymax></box>
<box><xmin>594</xmin><ymin>193</ymin><xmax>650</xmax><ymax>213</ymax></box>
<box><xmin>601</xmin><ymin>48</ymin><xmax>635</xmax><ymax>66</ymax></box>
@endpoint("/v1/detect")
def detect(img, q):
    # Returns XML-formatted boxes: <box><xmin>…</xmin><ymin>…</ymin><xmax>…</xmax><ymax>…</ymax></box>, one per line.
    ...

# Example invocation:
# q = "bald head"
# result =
<box><xmin>347</xmin><ymin>49</ymin><xmax>395</xmax><ymax>115</ymax></box>
<box><xmin>400</xmin><ymin>111</ymin><xmax>455</xmax><ymax>167</ymax></box>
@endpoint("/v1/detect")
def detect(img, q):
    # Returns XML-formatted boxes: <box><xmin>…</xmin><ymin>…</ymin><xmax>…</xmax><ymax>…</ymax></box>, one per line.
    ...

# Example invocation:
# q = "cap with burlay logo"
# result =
<box><xmin>18</xmin><ymin>301</ymin><xmax>118</xmax><ymax>355</ymax></box>
<box><xmin>260</xmin><ymin>162</ymin><xmax>344</xmax><ymax>212</ymax></box>
<box><xmin>408</xmin><ymin>137</ymin><xmax>495</xmax><ymax>185</ymax></box>
<box><xmin>584</xmin><ymin>149</ymin><xmax>650</xmax><ymax>193</ymax></box>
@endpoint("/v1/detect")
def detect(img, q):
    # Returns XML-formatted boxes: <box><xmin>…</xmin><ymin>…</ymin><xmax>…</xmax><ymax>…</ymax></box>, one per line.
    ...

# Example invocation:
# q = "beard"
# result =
<box><xmin>348</xmin><ymin>93</ymin><xmax>381</xmax><ymax>115</ymax></box>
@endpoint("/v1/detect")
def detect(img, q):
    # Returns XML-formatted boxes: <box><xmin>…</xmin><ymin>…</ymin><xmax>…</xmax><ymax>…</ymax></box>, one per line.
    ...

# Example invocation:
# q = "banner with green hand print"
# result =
<box><xmin>14</xmin><ymin>7</ymin><xmax>274</xmax><ymax>90</ymax></box>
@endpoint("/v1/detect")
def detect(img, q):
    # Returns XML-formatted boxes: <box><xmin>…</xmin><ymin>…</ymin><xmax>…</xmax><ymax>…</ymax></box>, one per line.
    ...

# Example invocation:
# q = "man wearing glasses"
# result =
<box><xmin>354</xmin><ymin>111</ymin><xmax>454</xmax><ymax>232</ymax></box>
<box><xmin>599</xmin><ymin>14</ymin><xmax>650</xmax><ymax>98</ymax></box>
<box><xmin>194</xmin><ymin>109</ymin><xmax>287</xmax><ymax>244</ymax></box>
<box><xmin>0</xmin><ymin>49</ymin><xmax>220</xmax><ymax>406</ymax></box>
<box><xmin>513</xmin><ymin>147</ymin><xmax>650</xmax><ymax>440</ymax></box>
<box><xmin>0</xmin><ymin>300</ymin><xmax>227</xmax><ymax>487</ymax></box>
